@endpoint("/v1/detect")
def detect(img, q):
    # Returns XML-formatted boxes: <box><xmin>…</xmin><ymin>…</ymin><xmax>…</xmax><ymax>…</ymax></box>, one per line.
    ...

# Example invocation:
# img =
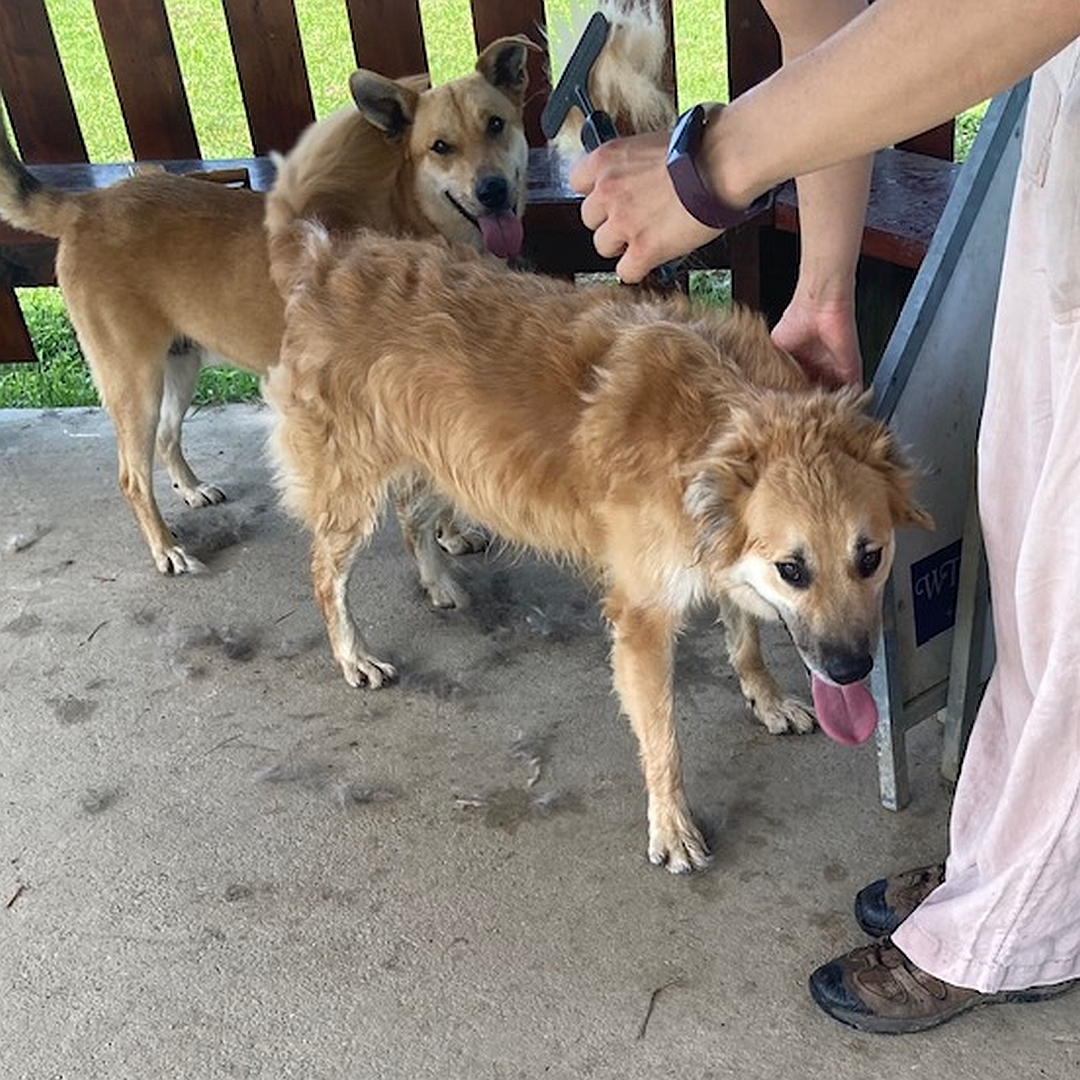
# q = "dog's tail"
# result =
<box><xmin>547</xmin><ymin>0</ymin><xmax>677</xmax><ymax>158</ymax></box>
<box><xmin>264</xmin><ymin>169</ymin><xmax>301</xmax><ymax>300</ymax></box>
<box><xmin>0</xmin><ymin>114</ymin><xmax>79</xmax><ymax>238</ymax></box>
<box><xmin>264</xmin><ymin>151</ymin><xmax>328</xmax><ymax>302</ymax></box>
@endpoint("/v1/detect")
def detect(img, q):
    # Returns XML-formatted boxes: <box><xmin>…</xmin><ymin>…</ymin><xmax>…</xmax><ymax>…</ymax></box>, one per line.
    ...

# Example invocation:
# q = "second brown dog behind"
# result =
<box><xmin>0</xmin><ymin>37</ymin><xmax>534</xmax><ymax>576</ymax></box>
<box><xmin>262</xmin><ymin>211</ymin><xmax>933</xmax><ymax>874</ymax></box>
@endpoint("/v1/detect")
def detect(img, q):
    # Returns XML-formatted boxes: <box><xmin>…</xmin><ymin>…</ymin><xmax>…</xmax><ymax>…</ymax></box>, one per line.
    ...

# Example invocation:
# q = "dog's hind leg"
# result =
<box><xmin>606</xmin><ymin>592</ymin><xmax>709</xmax><ymax>874</ymax></box>
<box><xmin>392</xmin><ymin>476</ymin><xmax>471</xmax><ymax>609</ymax></box>
<box><xmin>311</xmin><ymin>521</ymin><xmax>397</xmax><ymax>689</ymax></box>
<box><xmin>157</xmin><ymin>339</ymin><xmax>226</xmax><ymax>509</ymax></box>
<box><xmin>79</xmin><ymin>326</ymin><xmax>205</xmax><ymax>575</ymax></box>
<box><xmin>434</xmin><ymin>509</ymin><xmax>488</xmax><ymax>557</ymax></box>
<box><xmin>719</xmin><ymin>599</ymin><xmax>814</xmax><ymax>735</ymax></box>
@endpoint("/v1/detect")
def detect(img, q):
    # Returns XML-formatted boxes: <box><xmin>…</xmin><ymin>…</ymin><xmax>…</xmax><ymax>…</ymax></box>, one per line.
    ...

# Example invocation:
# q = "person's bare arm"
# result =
<box><xmin>761</xmin><ymin>0</ymin><xmax>871</xmax><ymax>386</ymax></box>
<box><xmin>570</xmin><ymin>0</ymin><xmax>1080</xmax><ymax>285</ymax></box>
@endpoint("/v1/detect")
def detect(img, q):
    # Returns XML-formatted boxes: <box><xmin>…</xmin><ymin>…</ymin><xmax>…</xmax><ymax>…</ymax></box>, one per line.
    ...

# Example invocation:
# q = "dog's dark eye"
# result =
<box><xmin>487</xmin><ymin>115</ymin><xmax>505</xmax><ymax>138</ymax></box>
<box><xmin>431</xmin><ymin>139</ymin><xmax>453</xmax><ymax>156</ymax></box>
<box><xmin>858</xmin><ymin>548</ymin><xmax>883</xmax><ymax>578</ymax></box>
<box><xmin>775</xmin><ymin>561</ymin><xmax>809</xmax><ymax>589</ymax></box>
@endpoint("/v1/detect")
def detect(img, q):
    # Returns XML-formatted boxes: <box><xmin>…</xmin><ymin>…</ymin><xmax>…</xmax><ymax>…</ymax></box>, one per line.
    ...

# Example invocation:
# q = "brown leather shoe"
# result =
<box><xmin>809</xmin><ymin>940</ymin><xmax>1078</xmax><ymax>1034</ymax></box>
<box><xmin>854</xmin><ymin>863</ymin><xmax>945</xmax><ymax>937</ymax></box>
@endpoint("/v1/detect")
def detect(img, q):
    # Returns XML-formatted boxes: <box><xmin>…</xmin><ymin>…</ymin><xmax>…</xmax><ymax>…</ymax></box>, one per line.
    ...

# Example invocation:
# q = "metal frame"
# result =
<box><xmin>869</xmin><ymin>82</ymin><xmax>1030</xmax><ymax>810</ymax></box>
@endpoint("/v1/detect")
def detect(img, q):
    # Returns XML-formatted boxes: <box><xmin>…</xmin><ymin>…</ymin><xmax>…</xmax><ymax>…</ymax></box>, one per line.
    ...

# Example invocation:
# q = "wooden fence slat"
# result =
<box><xmin>900</xmin><ymin>125</ymin><xmax>956</xmax><ymax>161</ymax></box>
<box><xmin>470</xmin><ymin>0</ymin><xmax>547</xmax><ymax>53</ymax></box>
<box><xmin>346</xmin><ymin>0</ymin><xmax>427</xmax><ymax>79</ymax></box>
<box><xmin>92</xmin><ymin>0</ymin><xmax>200</xmax><ymax>160</ymax></box>
<box><xmin>657</xmin><ymin>0</ymin><xmax>677</xmax><ymax>107</ymax></box>
<box><xmin>0</xmin><ymin>0</ymin><xmax>87</xmax><ymax>164</ymax></box>
<box><xmin>470</xmin><ymin>0</ymin><xmax>549</xmax><ymax>146</ymax></box>
<box><xmin>725</xmin><ymin>0</ymin><xmax>780</xmax><ymax>99</ymax></box>
<box><xmin>223</xmin><ymin>0</ymin><xmax>315</xmax><ymax>156</ymax></box>
<box><xmin>723</xmin><ymin>0</ymin><xmax>780</xmax><ymax>308</ymax></box>
<box><xmin>0</xmin><ymin>279</ymin><xmax>35</xmax><ymax>362</ymax></box>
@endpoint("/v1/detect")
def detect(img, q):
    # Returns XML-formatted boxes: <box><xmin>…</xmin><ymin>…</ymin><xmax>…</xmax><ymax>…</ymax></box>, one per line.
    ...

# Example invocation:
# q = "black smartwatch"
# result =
<box><xmin>665</xmin><ymin>104</ymin><xmax>771</xmax><ymax>229</ymax></box>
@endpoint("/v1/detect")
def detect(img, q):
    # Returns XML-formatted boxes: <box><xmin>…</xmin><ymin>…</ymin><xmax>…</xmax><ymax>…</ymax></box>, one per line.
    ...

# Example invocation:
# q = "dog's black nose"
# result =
<box><xmin>476</xmin><ymin>175</ymin><xmax>510</xmax><ymax>211</ymax></box>
<box><xmin>825</xmin><ymin>652</ymin><xmax>874</xmax><ymax>685</ymax></box>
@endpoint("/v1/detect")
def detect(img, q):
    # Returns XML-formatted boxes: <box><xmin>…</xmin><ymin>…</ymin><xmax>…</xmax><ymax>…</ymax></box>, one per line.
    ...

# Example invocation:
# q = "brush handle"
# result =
<box><xmin>648</xmin><ymin>259</ymin><xmax>682</xmax><ymax>288</ymax></box>
<box><xmin>581</xmin><ymin>110</ymin><xmax>618</xmax><ymax>151</ymax></box>
<box><xmin>579</xmin><ymin>108</ymin><xmax>683</xmax><ymax>287</ymax></box>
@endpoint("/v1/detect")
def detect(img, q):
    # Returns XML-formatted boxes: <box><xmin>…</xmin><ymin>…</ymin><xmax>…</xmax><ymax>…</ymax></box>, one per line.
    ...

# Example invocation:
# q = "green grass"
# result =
<box><xmin>956</xmin><ymin>101</ymin><xmax>989</xmax><ymax>161</ymax></box>
<box><xmin>2</xmin><ymin>289</ymin><xmax>97</xmax><ymax>408</ymax></box>
<box><xmin>31</xmin><ymin>0</ymin><xmax>729</xmax><ymax>163</ymax></box>
<box><xmin>0</xmin><ymin>1</ymin><xmax>980</xmax><ymax>408</ymax></box>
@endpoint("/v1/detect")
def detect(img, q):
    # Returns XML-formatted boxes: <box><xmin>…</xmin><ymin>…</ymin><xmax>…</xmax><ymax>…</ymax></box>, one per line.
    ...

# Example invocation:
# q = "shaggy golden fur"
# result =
<box><xmin>0</xmin><ymin>37</ymin><xmax>534</xmax><ymax>575</ymax></box>
<box><xmin>262</xmin><ymin>219</ymin><xmax>933</xmax><ymax>874</ymax></box>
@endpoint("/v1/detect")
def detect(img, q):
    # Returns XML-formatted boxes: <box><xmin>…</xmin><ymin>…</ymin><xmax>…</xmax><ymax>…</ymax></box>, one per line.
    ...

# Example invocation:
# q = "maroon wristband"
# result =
<box><xmin>665</xmin><ymin>104</ymin><xmax>771</xmax><ymax>230</ymax></box>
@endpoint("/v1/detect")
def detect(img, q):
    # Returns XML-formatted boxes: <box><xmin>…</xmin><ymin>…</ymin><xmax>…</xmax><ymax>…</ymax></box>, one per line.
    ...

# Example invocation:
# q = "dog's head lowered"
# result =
<box><xmin>686</xmin><ymin>388</ymin><xmax>933</xmax><ymax>745</ymax></box>
<box><xmin>349</xmin><ymin>35</ymin><xmax>536</xmax><ymax>259</ymax></box>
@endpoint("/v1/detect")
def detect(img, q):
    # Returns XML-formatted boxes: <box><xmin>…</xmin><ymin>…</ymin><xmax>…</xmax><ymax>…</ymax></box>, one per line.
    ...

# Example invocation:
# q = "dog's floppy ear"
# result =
<box><xmin>476</xmin><ymin>35</ymin><xmax>539</xmax><ymax>108</ymax></box>
<box><xmin>684</xmin><ymin>412</ymin><xmax>764</xmax><ymax>556</ymax></box>
<box><xmin>349</xmin><ymin>70</ymin><xmax>421</xmax><ymax>139</ymax></box>
<box><xmin>683</xmin><ymin>469</ymin><xmax>734</xmax><ymax>548</ymax></box>
<box><xmin>835</xmin><ymin>393</ymin><xmax>935</xmax><ymax>532</ymax></box>
<box><xmin>873</xmin><ymin>434</ymin><xmax>936</xmax><ymax>532</ymax></box>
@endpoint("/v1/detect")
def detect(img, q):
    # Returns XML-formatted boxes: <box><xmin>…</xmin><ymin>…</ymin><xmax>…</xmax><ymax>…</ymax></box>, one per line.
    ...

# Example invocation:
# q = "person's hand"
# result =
<box><xmin>770</xmin><ymin>293</ymin><xmax>864</xmax><ymax>387</ymax></box>
<box><xmin>568</xmin><ymin>132</ymin><xmax>720</xmax><ymax>283</ymax></box>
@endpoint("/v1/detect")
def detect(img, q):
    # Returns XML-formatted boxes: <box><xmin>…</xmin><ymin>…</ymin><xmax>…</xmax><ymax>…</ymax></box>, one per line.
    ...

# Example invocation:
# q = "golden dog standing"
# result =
<box><xmin>570</xmin><ymin>0</ymin><xmax>1080</xmax><ymax>1035</ymax></box>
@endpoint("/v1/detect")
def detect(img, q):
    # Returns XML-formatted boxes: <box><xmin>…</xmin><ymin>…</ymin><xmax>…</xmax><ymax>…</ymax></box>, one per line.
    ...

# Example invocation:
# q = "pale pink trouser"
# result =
<box><xmin>892</xmin><ymin>39</ymin><xmax>1080</xmax><ymax>993</ymax></box>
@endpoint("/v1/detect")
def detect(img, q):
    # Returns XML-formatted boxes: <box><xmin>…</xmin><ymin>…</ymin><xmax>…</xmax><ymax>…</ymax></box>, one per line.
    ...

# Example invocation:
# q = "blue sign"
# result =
<box><xmin>910</xmin><ymin>539</ymin><xmax>963</xmax><ymax>647</ymax></box>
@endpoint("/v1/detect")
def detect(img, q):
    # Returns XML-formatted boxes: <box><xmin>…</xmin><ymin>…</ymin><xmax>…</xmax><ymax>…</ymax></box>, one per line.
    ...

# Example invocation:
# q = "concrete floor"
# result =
<box><xmin>1</xmin><ymin>403</ymin><xmax>1076</xmax><ymax>1079</ymax></box>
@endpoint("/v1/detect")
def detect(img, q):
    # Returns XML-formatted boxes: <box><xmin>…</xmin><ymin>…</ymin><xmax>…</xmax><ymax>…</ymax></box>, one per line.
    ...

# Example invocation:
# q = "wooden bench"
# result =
<box><xmin>0</xmin><ymin>0</ymin><xmax>959</xmax><ymax>369</ymax></box>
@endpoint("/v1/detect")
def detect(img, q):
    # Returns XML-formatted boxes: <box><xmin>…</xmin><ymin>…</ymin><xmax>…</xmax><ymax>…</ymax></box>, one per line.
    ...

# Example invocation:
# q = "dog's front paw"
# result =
<box><xmin>755</xmin><ymin>695</ymin><xmax>815</xmax><ymax>735</ymax></box>
<box><xmin>339</xmin><ymin>654</ymin><xmax>397</xmax><ymax>689</ymax></box>
<box><xmin>648</xmin><ymin>806</ymin><xmax>711</xmax><ymax>874</ymax></box>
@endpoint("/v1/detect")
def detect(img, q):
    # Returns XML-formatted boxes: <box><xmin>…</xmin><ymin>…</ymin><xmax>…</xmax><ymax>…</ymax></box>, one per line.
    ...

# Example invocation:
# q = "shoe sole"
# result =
<box><xmin>809</xmin><ymin>977</ymin><xmax>1078</xmax><ymax>1035</ymax></box>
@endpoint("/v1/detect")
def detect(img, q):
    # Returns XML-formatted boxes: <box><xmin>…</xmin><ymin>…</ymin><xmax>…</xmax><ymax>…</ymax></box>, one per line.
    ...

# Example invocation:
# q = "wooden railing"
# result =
<box><xmin>0</xmin><ymin>0</ymin><xmax>958</xmax><ymax>365</ymax></box>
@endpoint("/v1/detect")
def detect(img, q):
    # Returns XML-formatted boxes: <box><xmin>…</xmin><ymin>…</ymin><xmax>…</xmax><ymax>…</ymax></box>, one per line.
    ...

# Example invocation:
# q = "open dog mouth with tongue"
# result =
<box><xmin>811</xmin><ymin>674</ymin><xmax>879</xmax><ymax>746</ymax></box>
<box><xmin>475</xmin><ymin>210</ymin><xmax>524</xmax><ymax>259</ymax></box>
<box><xmin>445</xmin><ymin>176</ymin><xmax>525</xmax><ymax>260</ymax></box>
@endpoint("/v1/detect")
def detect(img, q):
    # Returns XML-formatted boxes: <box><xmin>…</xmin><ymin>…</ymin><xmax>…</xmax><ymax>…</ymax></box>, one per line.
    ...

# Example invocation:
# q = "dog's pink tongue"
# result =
<box><xmin>478</xmin><ymin>211</ymin><xmax>524</xmax><ymax>259</ymax></box>
<box><xmin>811</xmin><ymin>675</ymin><xmax>879</xmax><ymax>746</ymax></box>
